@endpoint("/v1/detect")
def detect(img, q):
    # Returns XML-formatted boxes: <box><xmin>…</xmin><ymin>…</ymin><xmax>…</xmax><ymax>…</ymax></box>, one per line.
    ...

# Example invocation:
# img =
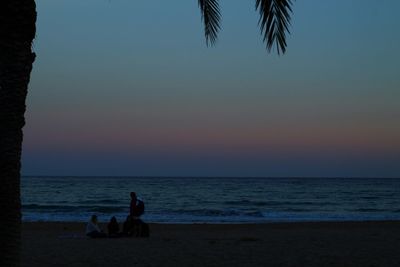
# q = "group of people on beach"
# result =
<box><xmin>85</xmin><ymin>192</ymin><xmax>149</xmax><ymax>238</ymax></box>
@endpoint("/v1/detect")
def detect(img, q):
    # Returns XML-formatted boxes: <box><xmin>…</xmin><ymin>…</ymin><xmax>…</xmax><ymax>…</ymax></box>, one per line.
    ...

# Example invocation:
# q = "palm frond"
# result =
<box><xmin>198</xmin><ymin>0</ymin><xmax>221</xmax><ymax>46</ymax></box>
<box><xmin>256</xmin><ymin>0</ymin><xmax>293</xmax><ymax>54</ymax></box>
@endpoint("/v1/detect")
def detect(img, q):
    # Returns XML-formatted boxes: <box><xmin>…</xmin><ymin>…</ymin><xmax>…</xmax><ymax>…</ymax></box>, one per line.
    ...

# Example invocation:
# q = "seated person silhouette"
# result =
<box><xmin>86</xmin><ymin>215</ymin><xmax>107</xmax><ymax>238</ymax></box>
<box><xmin>122</xmin><ymin>215</ymin><xmax>133</xmax><ymax>236</ymax></box>
<box><xmin>107</xmin><ymin>216</ymin><xmax>120</xmax><ymax>237</ymax></box>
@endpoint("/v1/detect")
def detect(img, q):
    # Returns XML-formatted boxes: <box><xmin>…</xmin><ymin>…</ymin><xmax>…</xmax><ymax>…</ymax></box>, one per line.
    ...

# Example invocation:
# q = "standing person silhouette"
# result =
<box><xmin>129</xmin><ymin>192</ymin><xmax>145</xmax><ymax>237</ymax></box>
<box><xmin>130</xmin><ymin>192</ymin><xmax>144</xmax><ymax>219</ymax></box>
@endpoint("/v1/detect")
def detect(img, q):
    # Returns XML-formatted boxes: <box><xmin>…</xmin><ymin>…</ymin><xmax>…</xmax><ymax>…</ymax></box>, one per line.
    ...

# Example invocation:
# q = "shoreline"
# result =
<box><xmin>22</xmin><ymin>219</ymin><xmax>400</xmax><ymax>227</ymax></box>
<box><xmin>22</xmin><ymin>221</ymin><xmax>400</xmax><ymax>266</ymax></box>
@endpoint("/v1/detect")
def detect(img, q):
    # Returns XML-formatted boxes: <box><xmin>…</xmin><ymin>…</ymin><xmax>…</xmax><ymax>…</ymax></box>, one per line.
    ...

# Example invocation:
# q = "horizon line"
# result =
<box><xmin>21</xmin><ymin>175</ymin><xmax>400</xmax><ymax>179</ymax></box>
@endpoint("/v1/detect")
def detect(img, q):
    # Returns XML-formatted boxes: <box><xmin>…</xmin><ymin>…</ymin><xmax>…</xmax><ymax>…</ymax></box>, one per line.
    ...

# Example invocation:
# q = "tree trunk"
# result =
<box><xmin>0</xmin><ymin>1</ymin><xmax>36</xmax><ymax>266</ymax></box>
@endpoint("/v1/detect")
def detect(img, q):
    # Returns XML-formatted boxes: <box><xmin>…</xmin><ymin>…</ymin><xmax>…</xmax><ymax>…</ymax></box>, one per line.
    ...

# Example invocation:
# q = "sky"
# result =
<box><xmin>22</xmin><ymin>0</ymin><xmax>400</xmax><ymax>177</ymax></box>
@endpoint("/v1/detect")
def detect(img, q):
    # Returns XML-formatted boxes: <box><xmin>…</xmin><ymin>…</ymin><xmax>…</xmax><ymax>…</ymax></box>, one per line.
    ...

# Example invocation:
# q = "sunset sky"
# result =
<box><xmin>22</xmin><ymin>0</ymin><xmax>400</xmax><ymax>177</ymax></box>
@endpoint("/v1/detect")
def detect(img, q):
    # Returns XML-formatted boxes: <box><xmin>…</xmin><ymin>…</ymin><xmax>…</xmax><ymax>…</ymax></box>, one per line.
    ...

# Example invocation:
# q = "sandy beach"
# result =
<box><xmin>22</xmin><ymin>221</ymin><xmax>400</xmax><ymax>267</ymax></box>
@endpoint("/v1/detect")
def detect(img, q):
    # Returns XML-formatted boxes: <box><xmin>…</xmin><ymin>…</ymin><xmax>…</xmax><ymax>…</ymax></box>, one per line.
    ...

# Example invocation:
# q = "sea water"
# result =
<box><xmin>21</xmin><ymin>176</ymin><xmax>400</xmax><ymax>223</ymax></box>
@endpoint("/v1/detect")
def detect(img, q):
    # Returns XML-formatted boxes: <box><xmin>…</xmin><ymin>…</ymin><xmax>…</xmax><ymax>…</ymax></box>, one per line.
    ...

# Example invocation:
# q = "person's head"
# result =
<box><xmin>130</xmin><ymin>192</ymin><xmax>137</xmax><ymax>200</ymax></box>
<box><xmin>91</xmin><ymin>215</ymin><xmax>98</xmax><ymax>224</ymax></box>
<box><xmin>110</xmin><ymin>216</ymin><xmax>117</xmax><ymax>224</ymax></box>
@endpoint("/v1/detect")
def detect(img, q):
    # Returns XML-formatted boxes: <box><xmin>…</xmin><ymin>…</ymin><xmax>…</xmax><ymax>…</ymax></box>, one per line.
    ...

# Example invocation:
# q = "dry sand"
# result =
<box><xmin>22</xmin><ymin>221</ymin><xmax>400</xmax><ymax>267</ymax></box>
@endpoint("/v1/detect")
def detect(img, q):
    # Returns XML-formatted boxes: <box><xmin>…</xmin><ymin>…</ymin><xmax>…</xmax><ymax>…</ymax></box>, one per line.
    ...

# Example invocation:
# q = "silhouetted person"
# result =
<box><xmin>86</xmin><ymin>215</ymin><xmax>107</xmax><ymax>238</ymax></box>
<box><xmin>129</xmin><ymin>192</ymin><xmax>149</xmax><ymax>237</ymax></box>
<box><xmin>130</xmin><ymin>192</ymin><xmax>145</xmax><ymax>218</ymax></box>
<box><xmin>107</xmin><ymin>216</ymin><xmax>120</xmax><ymax>237</ymax></box>
<box><xmin>122</xmin><ymin>215</ymin><xmax>133</xmax><ymax>236</ymax></box>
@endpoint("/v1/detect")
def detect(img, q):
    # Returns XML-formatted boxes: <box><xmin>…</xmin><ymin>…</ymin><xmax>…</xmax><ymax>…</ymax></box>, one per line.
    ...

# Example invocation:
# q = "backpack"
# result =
<box><xmin>137</xmin><ymin>199</ymin><xmax>145</xmax><ymax>216</ymax></box>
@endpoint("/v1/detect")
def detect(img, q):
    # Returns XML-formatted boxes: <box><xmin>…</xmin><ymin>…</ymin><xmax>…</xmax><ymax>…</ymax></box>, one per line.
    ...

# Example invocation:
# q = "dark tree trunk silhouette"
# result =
<box><xmin>0</xmin><ymin>1</ymin><xmax>36</xmax><ymax>266</ymax></box>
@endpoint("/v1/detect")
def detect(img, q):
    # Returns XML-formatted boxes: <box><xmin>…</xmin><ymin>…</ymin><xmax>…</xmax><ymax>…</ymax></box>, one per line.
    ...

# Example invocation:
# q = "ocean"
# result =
<box><xmin>21</xmin><ymin>176</ymin><xmax>400</xmax><ymax>223</ymax></box>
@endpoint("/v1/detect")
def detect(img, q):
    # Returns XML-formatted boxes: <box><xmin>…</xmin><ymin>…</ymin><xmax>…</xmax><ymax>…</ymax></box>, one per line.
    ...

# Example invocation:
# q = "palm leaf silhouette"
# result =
<box><xmin>198</xmin><ymin>0</ymin><xmax>221</xmax><ymax>46</ymax></box>
<box><xmin>256</xmin><ymin>0</ymin><xmax>293</xmax><ymax>54</ymax></box>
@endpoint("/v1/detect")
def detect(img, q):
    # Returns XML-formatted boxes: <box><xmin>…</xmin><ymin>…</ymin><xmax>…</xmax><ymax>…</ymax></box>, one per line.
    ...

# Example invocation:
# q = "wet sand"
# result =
<box><xmin>22</xmin><ymin>221</ymin><xmax>400</xmax><ymax>267</ymax></box>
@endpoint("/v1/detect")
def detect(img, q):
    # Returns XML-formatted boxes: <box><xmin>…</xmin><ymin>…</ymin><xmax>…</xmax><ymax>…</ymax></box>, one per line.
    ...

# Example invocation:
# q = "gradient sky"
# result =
<box><xmin>22</xmin><ymin>0</ymin><xmax>400</xmax><ymax>177</ymax></box>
